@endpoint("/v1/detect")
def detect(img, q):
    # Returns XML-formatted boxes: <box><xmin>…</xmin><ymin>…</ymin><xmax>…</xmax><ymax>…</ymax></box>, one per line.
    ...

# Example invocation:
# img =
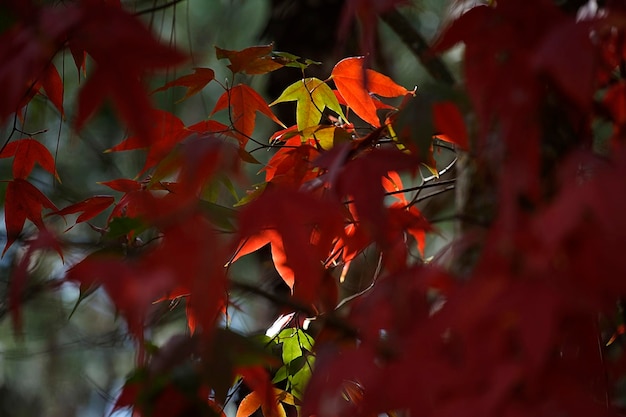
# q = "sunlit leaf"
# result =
<box><xmin>332</xmin><ymin>56</ymin><xmax>409</xmax><ymax>127</ymax></box>
<box><xmin>212</xmin><ymin>84</ymin><xmax>285</xmax><ymax>147</ymax></box>
<box><xmin>216</xmin><ymin>44</ymin><xmax>283</xmax><ymax>75</ymax></box>
<box><xmin>271</xmin><ymin>78</ymin><xmax>347</xmax><ymax>130</ymax></box>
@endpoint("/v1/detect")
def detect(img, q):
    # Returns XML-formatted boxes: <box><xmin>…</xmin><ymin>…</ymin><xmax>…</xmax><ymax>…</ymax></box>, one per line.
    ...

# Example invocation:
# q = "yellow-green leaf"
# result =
<box><xmin>270</xmin><ymin>78</ymin><xmax>347</xmax><ymax>130</ymax></box>
<box><xmin>300</xmin><ymin>125</ymin><xmax>352</xmax><ymax>150</ymax></box>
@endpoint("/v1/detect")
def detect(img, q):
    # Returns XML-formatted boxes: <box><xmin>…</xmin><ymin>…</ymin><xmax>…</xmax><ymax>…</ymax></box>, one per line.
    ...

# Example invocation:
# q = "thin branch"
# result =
<box><xmin>422</xmin><ymin>156</ymin><xmax>458</xmax><ymax>182</ymax></box>
<box><xmin>413</xmin><ymin>184</ymin><xmax>455</xmax><ymax>203</ymax></box>
<box><xmin>380</xmin><ymin>8</ymin><xmax>456</xmax><ymax>86</ymax></box>
<box><xmin>388</xmin><ymin>178</ymin><xmax>456</xmax><ymax>197</ymax></box>
<box><xmin>230</xmin><ymin>280</ymin><xmax>357</xmax><ymax>338</ymax></box>
<box><xmin>427</xmin><ymin>212</ymin><xmax>491</xmax><ymax>227</ymax></box>
<box><xmin>134</xmin><ymin>0</ymin><xmax>187</xmax><ymax>16</ymax></box>
<box><xmin>335</xmin><ymin>251</ymin><xmax>383</xmax><ymax>310</ymax></box>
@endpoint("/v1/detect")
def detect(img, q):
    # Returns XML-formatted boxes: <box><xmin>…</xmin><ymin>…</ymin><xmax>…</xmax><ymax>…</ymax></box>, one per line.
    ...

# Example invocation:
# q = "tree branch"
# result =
<box><xmin>380</xmin><ymin>8</ymin><xmax>456</xmax><ymax>86</ymax></box>
<box><xmin>134</xmin><ymin>0</ymin><xmax>187</xmax><ymax>16</ymax></box>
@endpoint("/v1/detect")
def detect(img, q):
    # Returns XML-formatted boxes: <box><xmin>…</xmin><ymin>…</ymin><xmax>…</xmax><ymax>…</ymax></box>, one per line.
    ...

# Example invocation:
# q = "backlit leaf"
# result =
<box><xmin>432</xmin><ymin>101</ymin><xmax>469</xmax><ymax>150</ymax></box>
<box><xmin>236</xmin><ymin>392</ymin><xmax>262</xmax><ymax>417</ymax></box>
<box><xmin>216</xmin><ymin>44</ymin><xmax>283</xmax><ymax>75</ymax></box>
<box><xmin>106</xmin><ymin>110</ymin><xmax>189</xmax><ymax>174</ymax></box>
<box><xmin>281</xmin><ymin>333</ymin><xmax>303</xmax><ymax>365</ymax></box>
<box><xmin>332</xmin><ymin>57</ymin><xmax>409</xmax><ymax>127</ymax></box>
<box><xmin>212</xmin><ymin>84</ymin><xmax>285</xmax><ymax>147</ymax></box>
<box><xmin>271</xmin><ymin>78</ymin><xmax>347</xmax><ymax>130</ymax></box>
<box><xmin>299</xmin><ymin>125</ymin><xmax>353</xmax><ymax>150</ymax></box>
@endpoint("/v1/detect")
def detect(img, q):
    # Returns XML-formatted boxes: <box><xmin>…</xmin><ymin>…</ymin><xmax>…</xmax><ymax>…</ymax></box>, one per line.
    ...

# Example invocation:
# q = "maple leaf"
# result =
<box><xmin>216</xmin><ymin>44</ymin><xmax>284</xmax><ymax>75</ymax></box>
<box><xmin>262</xmin><ymin>136</ymin><xmax>321</xmax><ymax>187</ymax></box>
<box><xmin>99</xmin><ymin>178</ymin><xmax>142</xmax><ymax>193</ymax></box>
<box><xmin>3</xmin><ymin>179</ymin><xmax>58</xmax><ymax>255</ymax></box>
<box><xmin>236</xmin><ymin>390</ymin><xmax>290</xmax><ymax>417</ymax></box>
<box><xmin>0</xmin><ymin>138</ymin><xmax>59</xmax><ymax>180</ymax></box>
<box><xmin>212</xmin><ymin>84</ymin><xmax>285</xmax><ymax>147</ymax></box>
<box><xmin>233</xmin><ymin>186</ymin><xmax>344</xmax><ymax>304</ymax></box>
<box><xmin>270</xmin><ymin>78</ymin><xmax>347</xmax><ymax>130</ymax></box>
<box><xmin>387</xmin><ymin>89</ymin><xmax>467</xmax><ymax>171</ymax></box>
<box><xmin>321</xmin><ymin>147</ymin><xmax>420</xmax><ymax>248</ymax></box>
<box><xmin>0</xmin><ymin>5</ymin><xmax>76</xmax><ymax>123</ymax></box>
<box><xmin>38</xmin><ymin>63</ymin><xmax>64</xmax><ymax>117</ymax></box>
<box><xmin>51</xmin><ymin>196</ymin><xmax>115</xmax><ymax>229</ymax></box>
<box><xmin>145</xmin><ymin>214</ymin><xmax>232</xmax><ymax>337</ymax></box>
<box><xmin>432</xmin><ymin>101</ymin><xmax>469</xmax><ymax>150</ymax></box>
<box><xmin>186</xmin><ymin>119</ymin><xmax>232</xmax><ymax>135</ymax></box>
<box><xmin>381</xmin><ymin>172</ymin><xmax>431</xmax><ymax>258</ymax></box>
<box><xmin>332</xmin><ymin>57</ymin><xmax>410</xmax><ymax>127</ymax></box>
<box><xmin>106</xmin><ymin>110</ymin><xmax>188</xmax><ymax>174</ymax></box>
<box><xmin>65</xmin><ymin>254</ymin><xmax>175</xmax><ymax>343</ymax></box>
<box><xmin>70</xmin><ymin>45</ymin><xmax>87</xmax><ymax>79</ymax></box>
<box><xmin>382</xmin><ymin>170</ymin><xmax>406</xmax><ymax>203</ymax></box>
<box><xmin>152</xmin><ymin>67</ymin><xmax>215</xmax><ymax>101</ymax></box>
<box><xmin>269</xmin><ymin>125</ymin><xmax>300</xmax><ymax>143</ymax></box>
<box><xmin>299</xmin><ymin>125</ymin><xmax>353</xmax><ymax>150</ymax></box>
<box><xmin>70</xmin><ymin>1</ymin><xmax>187</xmax><ymax>147</ymax></box>
<box><xmin>303</xmin><ymin>265</ymin><xmax>454</xmax><ymax>417</ymax></box>
<box><xmin>68</xmin><ymin>214</ymin><xmax>229</xmax><ymax>347</ymax></box>
<box><xmin>432</xmin><ymin>1</ymin><xmax>565</xmax><ymax>132</ymax></box>
<box><xmin>230</xmin><ymin>229</ymin><xmax>295</xmax><ymax>290</ymax></box>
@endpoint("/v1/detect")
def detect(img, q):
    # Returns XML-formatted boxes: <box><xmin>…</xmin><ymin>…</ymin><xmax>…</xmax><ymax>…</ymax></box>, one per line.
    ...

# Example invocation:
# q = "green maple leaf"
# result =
<box><xmin>270</xmin><ymin>77</ymin><xmax>347</xmax><ymax>130</ymax></box>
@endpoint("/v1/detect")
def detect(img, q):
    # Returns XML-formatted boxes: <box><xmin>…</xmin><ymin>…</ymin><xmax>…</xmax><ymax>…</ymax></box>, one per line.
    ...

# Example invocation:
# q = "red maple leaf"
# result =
<box><xmin>3</xmin><ymin>179</ymin><xmax>58</xmax><ymax>255</ymax></box>
<box><xmin>65</xmin><ymin>254</ymin><xmax>175</xmax><ymax>344</ymax></box>
<box><xmin>0</xmin><ymin>138</ymin><xmax>59</xmax><ymax>180</ymax></box>
<box><xmin>233</xmin><ymin>186</ymin><xmax>344</xmax><ymax>305</ymax></box>
<box><xmin>332</xmin><ymin>56</ymin><xmax>410</xmax><ymax>127</ymax></box>
<box><xmin>152</xmin><ymin>67</ymin><xmax>215</xmax><ymax>101</ymax></box>
<box><xmin>106</xmin><ymin>110</ymin><xmax>188</xmax><ymax>174</ymax></box>
<box><xmin>0</xmin><ymin>4</ymin><xmax>76</xmax><ymax>123</ymax></box>
<box><xmin>52</xmin><ymin>195</ymin><xmax>115</xmax><ymax>230</ymax></box>
<box><xmin>99</xmin><ymin>178</ymin><xmax>142</xmax><ymax>193</ymax></box>
<box><xmin>211</xmin><ymin>84</ymin><xmax>285</xmax><ymax>147</ymax></box>
<box><xmin>38</xmin><ymin>63</ymin><xmax>64</xmax><ymax>117</ymax></box>
<box><xmin>230</xmin><ymin>229</ymin><xmax>295</xmax><ymax>290</ymax></box>
<box><xmin>263</xmin><ymin>135</ymin><xmax>321</xmax><ymax>187</ymax></box>
<box><xmin>432</xmin><ymin>101</ymin><xmax>469</xmax><ymax>150</ymax></box>
<box><xmin>70</xmin><ymin>1</ymin><xmax>187</xmax><ymax>147</ymax></box>
<box><xmin>322</xmin><ymin>147</ymin><xmax>419</xmax><ymax>247</ymax></box>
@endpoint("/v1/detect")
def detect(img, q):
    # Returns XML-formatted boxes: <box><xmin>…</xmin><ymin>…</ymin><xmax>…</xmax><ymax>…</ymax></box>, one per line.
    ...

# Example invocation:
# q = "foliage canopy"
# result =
<box><xmin>2</xmin><ymin>0</ymin><xmax>626</xmax><ymax>416</ymax></box>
